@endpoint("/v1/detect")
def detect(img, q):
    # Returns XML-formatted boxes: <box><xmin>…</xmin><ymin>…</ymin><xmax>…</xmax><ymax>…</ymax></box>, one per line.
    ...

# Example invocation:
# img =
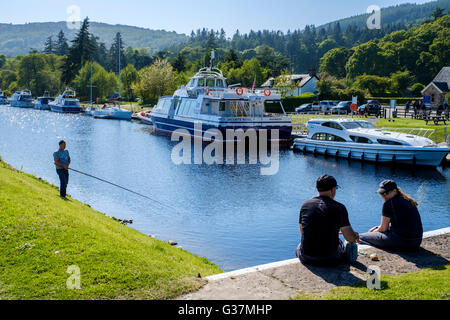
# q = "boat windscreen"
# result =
<box><xmin>358</xmin><ymin>121</ymin><xmax>375</xmax><ymax>128</ymax></box>
<box><xmin>341</xmin><ymin>122</ymin><xmax>361</xmax><ymax>129</ymax></box>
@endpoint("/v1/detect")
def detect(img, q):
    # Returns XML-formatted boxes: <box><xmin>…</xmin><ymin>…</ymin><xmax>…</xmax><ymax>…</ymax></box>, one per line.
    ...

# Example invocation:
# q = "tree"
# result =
<box><xmin>391</xmin><ymin>70</ymin><xmax>412</xmax><ymax>96</ymax></box>
<box><xmin>411</xmin><ymin>83</ymin><xmax>425</xmax><ymax>96</ymax></box>
<box><xmin>61</xmin><ymin>17</ymin><xmax>97</xmax><ymax>84</ymax></box>
<box><xmin>44</xmin><ymin>36</ymin><xmax>55</xmax><ymax>54</ymax></box>
<box><xmin>55</xmin><ymin>30</ymin><xmax>69</xmax><ymax>56</ymax></box>
<box><xmin>120</xmin><ymin>64</ymin><xmax>139</xmax><ymax>100</ymax></box>
<box><xmin>133</xmin><ymin>59</ymin><xmax>179</xmax><ymax>103</ymax></box>
<box><xmin>319</xmin><ymin>47</ymin><xmax>353</xmax><ymax>78</ymax></box>
<box><xmin>72</xmin><ymin>61</ymin><xmax>118</xmax><ymax>100</ymax></box>
<box><xmin>172</xmin><ymin>51</ymin><xmax>187</xmax><ymax>72</ymax></box>
<box><xmin>354</xmin><ymin>74</ymin><xmax>390</xmax><ymax>97</ymax></box>
<box><xmin>107</xmin><ymin>32</ymin><xmax>126</xmax><ymax>73</ymax></box>
<box><xmin>432</xmin><ymin>8</ymin><xmax>445</xmax><ymax>20</ymax></box>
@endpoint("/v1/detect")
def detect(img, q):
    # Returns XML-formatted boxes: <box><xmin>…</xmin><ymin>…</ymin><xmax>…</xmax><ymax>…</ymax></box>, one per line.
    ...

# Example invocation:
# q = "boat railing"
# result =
<box><xmin>378</xmin><ymin>127</ymin><xmax>437</xmax><ymax>142</ymax></box>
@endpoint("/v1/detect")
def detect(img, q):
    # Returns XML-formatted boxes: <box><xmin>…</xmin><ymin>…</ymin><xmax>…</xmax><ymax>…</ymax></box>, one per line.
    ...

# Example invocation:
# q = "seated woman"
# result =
<box><xmin>360</xmin><ymin>180</ymin><xmax>423</xmax><ymax>251</ymax></box>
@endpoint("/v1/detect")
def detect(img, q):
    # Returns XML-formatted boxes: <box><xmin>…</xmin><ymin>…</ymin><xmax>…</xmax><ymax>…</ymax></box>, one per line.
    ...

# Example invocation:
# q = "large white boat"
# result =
<box><xmin>0</xmin><ymin>90</ymin><xmax>7</xmax><ymax>105</ymax></box>
<box><xmin>293</xmin><ymin>118</ymin><xmax>450</xmax><ymax>167</ymax></box>
<box><xmin>149</xmin><ymin>53</ymin><xmax>292</xmax><ymax>143</ymax></box>
<box><xmin>10</xmin><ymin>89</ymin><xmax>34</xmax><ymax>108</ymax></box>
<box><xmin>50</xmin><ymin>88</ymin><xmax>83</xmax><ymax>113</ymax></box>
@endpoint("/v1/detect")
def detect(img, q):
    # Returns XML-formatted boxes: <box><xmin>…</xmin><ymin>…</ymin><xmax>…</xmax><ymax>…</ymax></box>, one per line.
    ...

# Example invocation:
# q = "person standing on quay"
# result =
<box><xmin>53</xmin><ymin>140</ymin><xmax>71</xmax><ymax>199</ymax></box>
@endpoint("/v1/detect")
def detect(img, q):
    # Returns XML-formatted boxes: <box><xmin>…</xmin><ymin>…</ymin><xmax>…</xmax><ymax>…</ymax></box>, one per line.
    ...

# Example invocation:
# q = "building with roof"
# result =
<box><xmin>422</xmin><ymin>67</ymin><xmax>450</xmax><ymax>107</ymax></box>
<box><xmin>261</xmin><ymin>74</ymin><xmax>319</xmax><ymax>97</ymax></box>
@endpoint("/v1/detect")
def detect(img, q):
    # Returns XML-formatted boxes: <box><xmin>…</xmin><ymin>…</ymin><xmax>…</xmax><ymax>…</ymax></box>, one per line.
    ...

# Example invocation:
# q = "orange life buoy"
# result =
<box><xmin>204</xmin><ymin>88</ymin><xmax>211</xmax><ymax>95</ymax></box>
<box><xmin>235</xmin><ymin>87</ymin><xmax>244</xmax><ymax>96</ymax></box>
<box><xmin>264</xmin><ymin>88</ymin><xmax>271</xmax><ymax>97</ymax></box>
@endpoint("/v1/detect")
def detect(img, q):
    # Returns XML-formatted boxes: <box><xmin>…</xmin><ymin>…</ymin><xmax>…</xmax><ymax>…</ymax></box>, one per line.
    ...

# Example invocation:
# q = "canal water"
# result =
<box><xmin>0</xmin><ymin>106</ymin><xmax>449</xmax><ymax>271</ymax></box>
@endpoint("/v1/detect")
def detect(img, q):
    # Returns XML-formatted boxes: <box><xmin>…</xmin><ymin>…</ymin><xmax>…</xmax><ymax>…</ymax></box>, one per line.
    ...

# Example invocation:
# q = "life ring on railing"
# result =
<box><xmin>235</xmin><ymin>87</ymin><xmax>244</xmax><ymax>96</ymax></box>
<box><xmin>140</xmin><ymin>112</ymin><xmax>145</xmax><ymax>116</ymax></box>
<box><xmin>264</xmin><ymin>88</ymin><xmax>271</xmax><ymax>97</ymax></box>
<box><xmin>204</xmin><ymin>88</ymin><xmax>211</xmax><ymax>95</ymax></box>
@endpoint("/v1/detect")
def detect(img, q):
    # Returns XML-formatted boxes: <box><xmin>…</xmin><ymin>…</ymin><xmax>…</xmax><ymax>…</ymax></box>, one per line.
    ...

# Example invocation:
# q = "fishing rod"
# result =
<box><xmin>68</xmin><ymin>167</ymin><xmax>185</xmax><ymax>215</ymax></box>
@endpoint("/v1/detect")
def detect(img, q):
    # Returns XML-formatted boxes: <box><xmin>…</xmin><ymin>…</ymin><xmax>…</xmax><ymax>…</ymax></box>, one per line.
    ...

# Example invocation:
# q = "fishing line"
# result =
<box><xmin>68</xmin><ymin>167</ymin><xmax>185</xmax><ymax>215</ymax></box>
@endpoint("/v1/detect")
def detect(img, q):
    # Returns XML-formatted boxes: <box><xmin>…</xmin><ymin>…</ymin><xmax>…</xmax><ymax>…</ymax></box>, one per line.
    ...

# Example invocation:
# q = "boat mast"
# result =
<box><xmin>118</xmin><ymin>34</ymin><xmax>121</xmax><ymax>109</ymax></box>
<box><xmin>90</xmin><ymin>62</ymin><xmax>93</xmax><ymax>108</ymax></box>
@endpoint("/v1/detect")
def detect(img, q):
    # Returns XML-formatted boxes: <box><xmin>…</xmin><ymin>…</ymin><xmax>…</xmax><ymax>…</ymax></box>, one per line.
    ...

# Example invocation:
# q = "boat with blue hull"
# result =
<box><xmin>10</xmin><ymin>89</ymin><xmax>34</xmax><ymax>108</ymax></box>
<box><xmin>293</xmin><ymin>118</ymin><xmax>450</xmax><ymax>167</ymax></box>
<box><xmin>0</xmin><ymin>90</ymin><xmax>7</xmax><ymax>105</ymax></box>
<box><xmin>149</xmin><ymin>53</ymin><xmax>292</xmax><ymax>143</ymax></box>
<box><xmin>50</xmin><ymin>88</ymin><xmax>83</xmax><ymax>113</ymax></box>
<box><xmin>34</xmin><ymin>92</ymin><xmax>54</xmax><ymax>110</ymax></box>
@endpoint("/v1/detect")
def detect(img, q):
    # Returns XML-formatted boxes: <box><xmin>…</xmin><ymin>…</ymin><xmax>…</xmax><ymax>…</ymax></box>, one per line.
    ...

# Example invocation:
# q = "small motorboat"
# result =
<box><xmin>135</xmin><ymin>111</ymin><xmax>153</xmax><ymax>125</ymax></box>
<box><xmin>50</xmin><ymin>88</ymin><xmax>83</xmax><ymax>113</ymax></box>
<box><xmin>10</xmin><ymin>89</ymin><xmax>34</xmax><ymax>108</ymax></box>
<box><xmin>34</xmin><ymin>92</ymin><xmax>54</xmax><ymax>110</ymax></box>
<box><xmin>93</xmin><ymin>103</ymin><xmax>132</xmax><ymax>120</ymax></box>
<box><xmin>85</xmin><ymin>106</ymin><xmax>98</xmax><ymax>116</ymax></box>
<box><xmin>293</xmin><ymin>118</ymin><xmax>450</xmax><ymax>167</ymax></box>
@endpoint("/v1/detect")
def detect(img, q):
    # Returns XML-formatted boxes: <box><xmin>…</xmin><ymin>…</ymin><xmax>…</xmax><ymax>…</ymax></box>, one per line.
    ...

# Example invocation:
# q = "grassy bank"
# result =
<box><xmin>0</xmin><ymin>158</ymin><xmax>221</xmax><ymax>299</ymax></box>
<box><xmin>290</xmin><ymin>114</ymin><xmax>449</xmax><ymax>143</ymax></box>
<box><xmin>294</xmin><ymin>265</ymin><xmax>450</xmax><ymax>300</ymax></box>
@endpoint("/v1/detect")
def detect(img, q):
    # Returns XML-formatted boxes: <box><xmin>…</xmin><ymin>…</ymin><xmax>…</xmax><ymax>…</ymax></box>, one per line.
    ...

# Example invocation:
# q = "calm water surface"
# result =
<box><xmin>0</xmin><ymin>106</ymin><xmax>449</xmax><ymax>271</ymax></box>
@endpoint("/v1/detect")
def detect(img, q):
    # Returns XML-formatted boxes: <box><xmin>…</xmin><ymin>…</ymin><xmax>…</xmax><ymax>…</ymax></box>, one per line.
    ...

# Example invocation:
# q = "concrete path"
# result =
<box><xmin>180</xmin><ymin>228</ymin><xmax>450</xmax><ymax>300</ymax></box>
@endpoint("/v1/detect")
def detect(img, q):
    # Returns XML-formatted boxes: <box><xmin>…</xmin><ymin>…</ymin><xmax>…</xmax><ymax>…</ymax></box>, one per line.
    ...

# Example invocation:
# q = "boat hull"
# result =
<box><xmin>93</xmin><ymin>110</ymin><xmax>132</xmax><ymax>120</ymax></box>
<box><xmin>150</xmin><ymin>115</ymin><xmax>292</xmax><ymax>142</ymax></box>
<box><xmin>50</xmin><ymin>105</ymin><xmax>83</xmax><ymax>113</ymax></box>
<box><xmin>10</xmin><ymin>101</ymin><xmax>34</xmax><ymax>108</ymax></box>
<box><xmin>293</xmin><ymin>139</ymin><xmax>450</xmax><ymax>167</ymax></box>
<box><xmin>34</xmin><ymin>104</ymin><xmax>51</xmax><ymax>110</ymax></box>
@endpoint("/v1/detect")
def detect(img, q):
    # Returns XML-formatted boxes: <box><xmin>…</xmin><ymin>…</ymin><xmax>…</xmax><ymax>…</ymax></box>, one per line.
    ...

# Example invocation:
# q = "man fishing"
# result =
<box><xmin>53</xmin><ymin>140</ymin><xmax>71</xmax><ymax>199</ymax></box>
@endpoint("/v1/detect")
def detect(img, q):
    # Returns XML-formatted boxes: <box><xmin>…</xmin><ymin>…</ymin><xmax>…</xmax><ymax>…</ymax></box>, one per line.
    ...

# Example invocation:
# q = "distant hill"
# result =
<box><xmin>319</xmin><ymin>0</ymin><xmax>450</xmax><ymax>30</ymax></box>
<box><xmin>0</xmin><ymin>21</ymin><xmax>188</xmax><ymax>57</ymax></box>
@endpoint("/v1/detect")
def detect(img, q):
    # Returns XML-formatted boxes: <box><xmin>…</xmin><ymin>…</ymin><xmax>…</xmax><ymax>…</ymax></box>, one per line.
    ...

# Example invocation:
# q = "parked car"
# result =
<box><xmin>311</xmin><ymin>101</ymin><xmax>337</xmax><ymax>112</ymax></box>
<box><xmin>358</xmin><ymin>102</ymin><xmax>381</xmax><ymax>116</ymax></box>
<box><xmin>295</xmin><ymin>103</ymin><xmax>313</xmax><ymax>113</ymax></box>
<box><xmin>331</xmin><ymin>101</ymin><xmax>352</xmax><ymax>114</ymax></box>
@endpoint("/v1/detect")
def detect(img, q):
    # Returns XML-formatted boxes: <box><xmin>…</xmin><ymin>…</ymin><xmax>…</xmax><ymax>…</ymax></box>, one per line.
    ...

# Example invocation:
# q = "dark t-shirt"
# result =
<box><xmin>299</xmin><ymin>196</ymin><xmax>350</xmax><ymax>257</ymax></box>
<box><xmin>382</xmin><ymin>194</ymin><xmax>423</xmax><ymax>239</ymax></box>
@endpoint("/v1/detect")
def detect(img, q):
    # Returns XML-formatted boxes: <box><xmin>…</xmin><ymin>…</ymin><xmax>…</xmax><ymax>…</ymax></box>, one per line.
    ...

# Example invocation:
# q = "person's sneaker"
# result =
<box><xmin>345</xmin><ymin>241</ymin><xmax>358</xmax><ymax>263</ymax></box>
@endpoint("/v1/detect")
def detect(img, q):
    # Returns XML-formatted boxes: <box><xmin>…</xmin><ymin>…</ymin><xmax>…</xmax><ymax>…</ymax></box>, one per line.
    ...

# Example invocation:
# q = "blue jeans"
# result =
<box><xmin>360</xmin><ymin>231</ymin><xmax>422</xmax><ymax>251</ymax></box>
<box><xmin>56</xmin><ymin>169</ymin><xmax>69</xmax><ymax>197</ymax></box>
<box><xmin>296</xmin><ymin>240</ymin><xmax>358</xmax><ymax>266</ymax></box>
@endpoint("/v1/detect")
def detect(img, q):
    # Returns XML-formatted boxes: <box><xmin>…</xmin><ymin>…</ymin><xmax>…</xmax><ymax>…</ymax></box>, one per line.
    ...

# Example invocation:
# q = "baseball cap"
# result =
<box><xmin>377</xmin><ymin>180</ymin><xmax>397</xmax><ymax>194</ymax></box>
<box><xmin>316</xmin><ymin>175</ymin><xmax>340</xmax><ymax>192</ymax></box>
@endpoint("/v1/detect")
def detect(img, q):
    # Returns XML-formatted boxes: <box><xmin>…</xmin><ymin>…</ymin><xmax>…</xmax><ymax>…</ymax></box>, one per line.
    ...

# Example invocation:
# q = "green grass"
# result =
<box><xmin>290</xmin><ymin>114</ymin><xmax>449</xmax><ymax>143</ymax></box>
<box><xmin>0</xmin><ymin>159</ymin><xmax>221</xmax><ymax>300</ymax></box>
<box><xmin>294</xmin><ymin>265</ymin><xmax>450</xmax><ymax>300</ymax></box>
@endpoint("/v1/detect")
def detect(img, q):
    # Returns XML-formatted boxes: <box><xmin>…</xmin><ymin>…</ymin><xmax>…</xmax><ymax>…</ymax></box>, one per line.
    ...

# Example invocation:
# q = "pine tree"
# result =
<box><xmin>61</xmin><ymin>17</ymin><xmax>96</xmax><ymax>84</ymax></box>
<box><xmin>107</xmin><ymin>32</ymin><xmax>126</xmax><ymax>73</ymax></box>
<box><xmin>44</xmin><ymin>36</ymin><xmax>55</xmax><ymax>54</ymax></box>
<box><xmin>55</xmin><ymin>30</ymin><xmax>69</xmax><ymax>56</ymax></box>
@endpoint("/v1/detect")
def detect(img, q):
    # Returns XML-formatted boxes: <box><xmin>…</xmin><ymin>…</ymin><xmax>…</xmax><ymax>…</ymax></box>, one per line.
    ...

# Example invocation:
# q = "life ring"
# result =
<box><xmin>140</xmin><ymin>112</ymin><xmax>145</xmax><ymax>116</ymax></box>
<box><xmin>236</xmin><ymin>87</ymin><xmax>244</xmax><ymax>96</ymax></box>
<box><xmin>204</xmin><ymin>88</ymin><xmax>211</xmax><ymax>95</ymax></box>
<box><xmin>264</xmin><ymin>88</ymin><xmax>271</xmax><ymax>97</ymax></box>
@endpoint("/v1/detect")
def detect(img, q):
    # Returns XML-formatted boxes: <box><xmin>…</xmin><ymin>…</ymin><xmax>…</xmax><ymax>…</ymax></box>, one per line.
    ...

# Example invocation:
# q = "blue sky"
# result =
<box><xmin>0</xmin><ymin>0</ymin><xmax>432</xmax><ymax>35</ymax></box>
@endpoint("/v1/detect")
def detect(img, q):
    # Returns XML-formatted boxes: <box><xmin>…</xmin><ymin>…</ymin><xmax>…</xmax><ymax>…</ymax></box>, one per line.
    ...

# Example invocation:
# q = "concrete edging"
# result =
<box><xmin>206</xmin><ymin>226</ymin><xmax>450</xmax><ymax>281</ymax></box>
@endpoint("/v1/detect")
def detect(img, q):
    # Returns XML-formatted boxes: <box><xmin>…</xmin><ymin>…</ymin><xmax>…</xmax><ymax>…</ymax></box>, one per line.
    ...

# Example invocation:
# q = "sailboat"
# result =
<box><xmin>93</xmin><ymin>36</ymin><xmax>132</xmax><ymax>120</ymax></box>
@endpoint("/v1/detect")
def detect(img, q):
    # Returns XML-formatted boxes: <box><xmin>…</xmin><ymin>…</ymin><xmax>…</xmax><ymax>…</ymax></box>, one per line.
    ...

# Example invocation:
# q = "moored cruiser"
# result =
<box><xmin>0</xmin><ymin>90</ymin><xmax>7</xmax><ymax>105</ymax></box>
<box><xmin>10</xmin><ymin>89</ymin><xmax>34</xmax><ymax>108</ymax></box>
<box><xmin>293</xmin><ymin>118</ymin><xmax>450</xmax><ymax>167</ymax></box>
<box><xmin>34</xmin><ymin>91</ymin><xmax>54</xmax><ymax>110</ymax></box>
<box><xmin>50</xmin><ymin>88</ymin><xmax>83</xmax><ymax>113</ymax></box>
<box><xmin>149</xmin><ymin>54</ymin><xmax>292</xmax><ymax>143</ymax></box>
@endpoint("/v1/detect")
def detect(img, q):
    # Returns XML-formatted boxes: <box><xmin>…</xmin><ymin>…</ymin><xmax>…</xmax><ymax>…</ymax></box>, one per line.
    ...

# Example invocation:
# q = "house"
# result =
<box><xmin>421</xmin><ymin>67</ymin><xmax>450</xmax><ymax>107</ymax></box>
<box><xmin>261</xmin><ymin>73</ymin><xmax>319</xmax><ymax>97</ymax></box>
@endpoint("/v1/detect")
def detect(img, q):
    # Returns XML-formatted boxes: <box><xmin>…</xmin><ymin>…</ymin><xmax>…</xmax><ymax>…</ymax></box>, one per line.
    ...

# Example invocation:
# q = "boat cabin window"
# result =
<box><xmin>312</xmin><ymin>133</ymin><xmax>346</xmax><ymax>142</ymax></box>
<box><xmin>377</xmin><ymin>139</ymin><xmax>403</xmax><ymax>145</ymax></box>
<box><xmin>321</xmin><ymin>122</ymin><xmax>343</xmax><ymax>130</ymax></box>
<box><xmin>207</xmin><ymin>79</ymin><xmax>215</xmax><ymax>87</ymax></box>
<box><xmin>198</xmin><ymin>78</ymin><xmax>205</xmax><ymax>87</ymax></box>
<box><xmin>357</xmin><ymin>121</ymin><xmax>375</xmax><ymax>129</ymax></box>
<box><xmin>219</xmin><ymin>101</ymin><xmax>226</xmax><ymax>112</ymax></box>
<box><xmin>350</xmin><ymin>136</ymin><xmax>372</xmax><ymax>144</ymax></box>
<box><xmin>216</xmin><ymin>79</ymin><xmax>225</xmax><ymax>88</ymax></box>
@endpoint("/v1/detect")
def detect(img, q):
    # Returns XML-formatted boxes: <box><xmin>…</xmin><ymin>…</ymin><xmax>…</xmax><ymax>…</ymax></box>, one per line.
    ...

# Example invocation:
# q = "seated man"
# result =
<box><xmin>296</xmin><ymin>175</ymin><xmax>359</xmax><ymax>266</ymax></box>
